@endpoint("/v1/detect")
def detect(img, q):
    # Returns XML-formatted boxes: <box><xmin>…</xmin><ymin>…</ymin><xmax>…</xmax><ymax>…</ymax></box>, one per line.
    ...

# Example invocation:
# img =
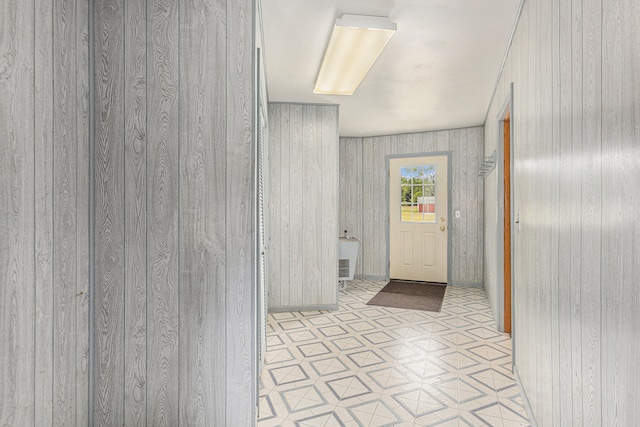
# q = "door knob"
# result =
<box><xmin>440</xmin><ymin>225</ymin><xmax>446</xmax><ymax>231</ymax></box>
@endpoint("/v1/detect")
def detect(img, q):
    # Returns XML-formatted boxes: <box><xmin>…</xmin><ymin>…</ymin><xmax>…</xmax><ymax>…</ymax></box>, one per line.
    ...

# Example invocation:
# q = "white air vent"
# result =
<box><xmin>338</xmin><ymin>259</ymin><xmax>350</xmax><ymax>279</ymax></box>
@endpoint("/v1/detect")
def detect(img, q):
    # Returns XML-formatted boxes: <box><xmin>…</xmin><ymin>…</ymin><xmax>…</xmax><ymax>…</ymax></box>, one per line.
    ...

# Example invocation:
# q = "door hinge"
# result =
<box><xmin>388</xmin><ymin>170</ymin><xmax>390</xmax><ymax>177</ymax></box>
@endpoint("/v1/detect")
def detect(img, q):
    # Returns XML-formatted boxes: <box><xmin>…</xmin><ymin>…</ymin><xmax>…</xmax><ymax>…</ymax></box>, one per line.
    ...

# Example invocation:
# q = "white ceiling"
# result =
<box><xmin>261</xmin><ymin>0</ymin><xmax>521</xmax><ymax>137</ymax></box>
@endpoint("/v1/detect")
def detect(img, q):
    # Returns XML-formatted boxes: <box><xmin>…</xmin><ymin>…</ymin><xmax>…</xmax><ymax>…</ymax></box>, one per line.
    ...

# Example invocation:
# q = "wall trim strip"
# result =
<box><xmin>483</xmin><ymin>0</ymin><xmax>527</xmax><ymax>124</ymax></box>
<box><xmin>514</xmin><ymin>365</ymin><xmax>538</xmax><ymax>427</ymax></box>
<box><xmin>450</xmin><ymin>282</ymin><xmax>483</xmax><ymax>288</ymax></box>
<box><xmin>268</xmin><ymin>304</ymin><xmax>340</xmax><ymax>313</ymax></box>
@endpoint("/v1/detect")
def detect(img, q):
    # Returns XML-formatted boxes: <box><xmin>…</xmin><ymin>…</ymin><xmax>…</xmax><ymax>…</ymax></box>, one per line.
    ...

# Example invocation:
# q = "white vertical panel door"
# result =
<box><xmin>389</xmin><ymin>155</ymin><xmax>448</xmax><ymax>282</ymax></box>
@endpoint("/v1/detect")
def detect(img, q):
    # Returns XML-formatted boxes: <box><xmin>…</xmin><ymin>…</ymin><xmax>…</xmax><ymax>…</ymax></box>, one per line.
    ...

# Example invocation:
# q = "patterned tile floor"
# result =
<box><xmin>258</xmin><ymin>279</ymin><xmax>530</xmax><ymax>427</ymax></box>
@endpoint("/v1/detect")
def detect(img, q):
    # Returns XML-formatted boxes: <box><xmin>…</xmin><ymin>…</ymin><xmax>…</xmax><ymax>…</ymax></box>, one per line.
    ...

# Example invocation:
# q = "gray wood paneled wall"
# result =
<box><xmin>339</xmin><ymin>128</ymin><xmax>484</xmax><ymax>285</ymax></box>
<box><xmin>2</xmin><ymin>0</ymin><xmax>258</xmax><ymax>423</ymax></box>
<box><xmin>267</xmin><ymin>103</ymin><xmax>339</xmax><ymax>311</ymax></box>
<box><xmin>93</xmin><ymin>0</ymin><xmax>256</xmax><ymax>425</ymax></box>
<box><xmin>484</xmin><ymin>0</ymin><xmax>640</xmax><ymax>424</ymax></box>
<box><xmin>0</xmin><ymin>0</ymin><xmax>90</xmax><ymax>424</ymax></box>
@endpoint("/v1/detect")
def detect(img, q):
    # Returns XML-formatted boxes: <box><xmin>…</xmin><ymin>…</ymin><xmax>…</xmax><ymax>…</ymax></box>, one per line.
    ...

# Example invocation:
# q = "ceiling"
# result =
<box><xmin>260</xmin><ymin>0</ymin><xmax>521</xmax><ymax>137</ymax></box>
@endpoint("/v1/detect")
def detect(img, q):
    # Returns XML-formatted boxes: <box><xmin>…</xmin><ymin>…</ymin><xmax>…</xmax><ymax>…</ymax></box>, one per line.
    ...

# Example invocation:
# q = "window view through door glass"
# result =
<box><xmin>400</xmin><ymin>165</ymin><xmax>436</xmax><ymax>223</ymax></box>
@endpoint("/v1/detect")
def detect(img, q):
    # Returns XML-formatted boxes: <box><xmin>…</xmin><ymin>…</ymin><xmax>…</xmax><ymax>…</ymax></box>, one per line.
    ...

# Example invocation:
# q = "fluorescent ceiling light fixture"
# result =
<box><xmin>314</xmin><ymin>14</ymin><xmax>397</xmax><ymax>95</ymax></box>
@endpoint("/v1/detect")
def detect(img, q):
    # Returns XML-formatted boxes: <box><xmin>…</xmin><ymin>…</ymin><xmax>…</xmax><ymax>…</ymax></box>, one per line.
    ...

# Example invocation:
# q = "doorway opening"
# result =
<box><xmin>387</xmin><ymin>154</ymin><xmax>450</xmax><ymax>284</ymax></box>
<box><xmin>503</xmin><ymin>110</ymin><xmax>512</xmax><ymax>334</ymax></box>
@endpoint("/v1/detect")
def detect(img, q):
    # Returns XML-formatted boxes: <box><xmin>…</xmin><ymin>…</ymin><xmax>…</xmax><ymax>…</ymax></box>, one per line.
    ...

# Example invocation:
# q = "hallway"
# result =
<box><xmin>258</xmin><ymin>280</ymin><xmax>530</xmax><ymax>426</ymax></box>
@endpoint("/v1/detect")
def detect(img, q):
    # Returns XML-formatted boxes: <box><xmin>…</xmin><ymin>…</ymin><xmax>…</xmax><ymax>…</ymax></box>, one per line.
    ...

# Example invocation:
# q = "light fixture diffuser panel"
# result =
<box><xmin>314</xmin><ymin>15</ymin><xmax>396</xmax><ymax>95</ymax></box>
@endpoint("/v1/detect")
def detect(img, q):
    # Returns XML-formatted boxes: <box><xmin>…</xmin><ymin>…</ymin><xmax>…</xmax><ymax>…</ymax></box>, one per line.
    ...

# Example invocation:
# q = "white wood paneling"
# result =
<box><xmin>288</xmin><ymin>105</ymin><xmax>304</xmax><ymax>306</ymax></box>
<box><xmin>2</xmin><ymin>0</ymin><xmax>258</xmax><ymax>424</ymax></box>
<box><xmin>339</xmin><ymin>138</ymin><xmax>363</xmax><ymax>276</ymax></box>
<box><xmin>450</xmin><ymin>129</ymin><xmax>462</xmax><ymax>284</ymax></box>
<box><xmin>35</xmin><ymin>0</ymin><xmax>55</xmax><ymax>423</ymax></box>
<box><xmin>179</xmin><ymin>0</ymin><xmax>227</xmax><ymax>424</ymax></box>
<box><xmin>146</xmin><ymin>1</ymin><xmax>181</xmax><ymax>422</ymax></box>
<box><xmin>268</xmin><ymin>103</ymin><xmax>282</xmax><ymax>307</ymax></box>
<box><xmin>76</xmin><ymin>1</ymin><xmax>91</xmax><ymax>424</ymax></box>
<box><xmin>339</xmin><ymin>127</ymin><xmax>485</xmax><ymax>284</ymax></box>
<box><xmin>54</xmin><ymin>0</ymin><xmax>87</xmax><ymax>422</ymax></box>
<box><xmin>0</xmin><ymin>1</ymin><xmax>36</xmax><ymax>425</ymax></box>
<box><xmin>225</xmin><ymin>1</ymin><xmax>255</xmax><ymax>422</ymax></box>
<box><xmin>94</xmin><ymin>1</ymin><xmax>126</xmax><ymax>423</ymax></box>
<box><xmin>267</xmin><ymin>103</ymin><xmax>339</xmax><ymax>310</ymax></box>
<box><xmin>279</xmin><ymin>104</ymin><xmax>291</xmax><ymax>306</ymax></box>
<box><xmin>557</xmin><ymin>0</ymin><xmax>574</xmax><ymax>424</ymax></box>
<box><xmin>93</xmin><ymin>0</ymin><xmax>258</xmax><ymax>424</ymax></box>
<box><xmin>361</xmin><ymin>137</ymin><xmax>376</xmax><ymax>276</ymax></box>
<box><xmin>302</xmin><ymin>105</ymin><xmax>322</xmax><ymax>306</ymax></box>
<box><xmin>601</xmin><ymin>0</ymin><xmax>640</xmax><ymax>425</ymax></box>
<box><xmin>321</xmin><ymin>106</ymin><xmax>339</xmax><ymax>304</ymax></box>
<box><xmin>123</xmin><ymin>0</ymin><xmax>147</xmax><ymax>423</ymax></box>
<box><xmin>484</xmin><ymin>0</ymin><xmax>639</xmax><ymax>423</ymax></box>
<box><xmin>0</xmin><ymin>0</ymin><xmax>90</xmax><ymax>424</ymax></box>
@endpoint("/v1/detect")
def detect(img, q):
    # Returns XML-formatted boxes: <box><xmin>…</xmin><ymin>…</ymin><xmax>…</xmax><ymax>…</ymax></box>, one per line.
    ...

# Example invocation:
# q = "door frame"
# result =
<box><xmin>496</xmin><ymin>84</ymin><xmax>515</xmax><ymax>342</ymax></box>
<box><xmin>385</xmin><ymin>152</ymin><xmax>452</xmax><ymax>283</ymax></box>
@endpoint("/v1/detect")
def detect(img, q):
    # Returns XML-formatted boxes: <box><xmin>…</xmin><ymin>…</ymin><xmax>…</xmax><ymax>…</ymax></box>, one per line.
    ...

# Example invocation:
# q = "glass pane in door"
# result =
<box><xmin>400</xmin><ymin>165</ymin><xmax>436</xmax><ymax>223</ymax></box>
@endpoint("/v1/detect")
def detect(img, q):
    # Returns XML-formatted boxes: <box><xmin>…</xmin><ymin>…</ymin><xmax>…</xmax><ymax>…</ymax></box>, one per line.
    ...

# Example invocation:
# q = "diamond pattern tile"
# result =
<box><xmin>280</xmin><ymin>384</ymin><xmax>327</xmax><ymax>413</ymax></box>
<box><xmin>405</xmin><ymin>357</ymin><xmax>452</xmax><ymax>380</ymax></box>
<box><xmin>285</xmin><ymin>329</ymin><xmax>318</xmax><ymax>343</ymax></box>
<box><xmin>268</xmin><ymin>364</ymin><xmax>309</xmax><ymax>386</ymax></box>
<box><xmin>393</xmin><ymin>387</ymin><xmax>448</xmax><ymax>417</ymax></box>
<box><xmin>365</xmin><ymin>366</ymin><xmax>411</xmax><ymax>390</ymax></box>
<box><xmin>347</xmin><ymin>399</ymin><xmax>402</xmax><ymax>427</ymax></box>
<box><xmin>347</xmin><ymin>349</ymin><xmax>386</xmax><ymax>368</ymax></box>
<box><xmin>258</xmin><ymin>279</ymin><xmax>531</xmax><ymax>426</ymax></box>
<box><xmin>330</xmin><ymin>335</ymin><xmax>366</xmax><ymax>352</ymax></box>
<box><xmin>326</xmin><ymin>375</ymin><xmax>373</xmax><ymax>400</ymax></box>
<box><xmin>318</xmin><ymin>324</ymin><xmax>349</xmax><ymax>337</ymax></box>
<box><xmin>296</xmin><ymin>341</ymin><xmax>331</xmax><ymax>358</ymax></box>
<box><xmin>310</xmin><ymin>356</ymin><xmax>350</xmax><ymax>377</ymax></box>
<box><xmin>362</xmin><ymin>330</ymin><xmax>396</xmax><ymax>345</ymax></box>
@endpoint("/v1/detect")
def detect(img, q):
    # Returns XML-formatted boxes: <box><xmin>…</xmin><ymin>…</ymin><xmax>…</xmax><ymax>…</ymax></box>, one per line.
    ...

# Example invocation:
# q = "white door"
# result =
<box><xmin>389</xmin><ymin>155</ymin><xmax>448</xmax><ymax>283</ymax></box>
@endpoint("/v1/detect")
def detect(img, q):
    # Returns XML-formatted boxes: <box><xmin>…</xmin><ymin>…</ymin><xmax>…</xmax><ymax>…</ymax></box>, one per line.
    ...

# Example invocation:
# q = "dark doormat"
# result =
<box><xmin>366</xmin><ymin>280</ymin><xmax>446</xmax><ymax>312</ymax></box>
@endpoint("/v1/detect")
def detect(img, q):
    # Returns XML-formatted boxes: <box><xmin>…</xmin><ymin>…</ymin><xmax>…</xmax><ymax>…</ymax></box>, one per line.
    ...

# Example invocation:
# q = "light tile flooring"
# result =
<box><xmin>258</xmin><ymin>279</ymin><xmax>530</xmax><ymax>427</ymax></box>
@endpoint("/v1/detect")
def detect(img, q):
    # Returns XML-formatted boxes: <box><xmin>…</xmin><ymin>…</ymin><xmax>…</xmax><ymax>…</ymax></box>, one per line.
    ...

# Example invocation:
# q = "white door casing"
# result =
<box><xmin>389</xmin><ymin>155</ymin><xmax>448</xmax><ymax>283</ymax></box>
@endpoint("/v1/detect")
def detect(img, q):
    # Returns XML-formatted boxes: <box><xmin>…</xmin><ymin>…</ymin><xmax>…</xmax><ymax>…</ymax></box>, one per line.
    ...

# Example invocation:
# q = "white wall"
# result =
<box><xmin>483</xmin><ymin>170</ymin><xmax>498</xmax><ymax>321</ymax></box>
<box><xmin>0</xmin><ymin>1</ymin><xmax>90</xmax><ymax>423</ymax></box>
<box><xmin>267</xmin><ymin>103</ymin><xmax>339</xmax><ymax>311</ymax></box>
<box><xmin>339</xmin><ymin>127</ymin><xmax>485</xmax><ymax>285</ymax></box>
<box><xmin>1</xmin><ymin>0</ymin><xmax>259</xmax><ymax>424</ymax></box>
<box><xmin>92</xmin><ymin>0</ymin><xmax>258</xmax><ymax>424</ymax></box>
<box><xmin>484</xmin><ymin>0</ymin><xmax>640</xmax><ymax>424</ymax></box>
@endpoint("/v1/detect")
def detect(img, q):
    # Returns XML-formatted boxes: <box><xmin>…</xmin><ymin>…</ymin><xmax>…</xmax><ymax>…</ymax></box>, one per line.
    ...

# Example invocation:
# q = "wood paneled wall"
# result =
<box><xmin>267</xmin><ymin>103</ymin><xmax>339</xmax><ymax>311</ymax></box>
<box><xmin>2</xmin><ymin>0</ymin><xmax>256</xmax><ymax>424</ymax></box>
<box><xmin>339</xmin><ymin>127</ymin><xmax>484</xmax><ymax>285</ymax></box>
<box><xmin>484</xmin><ymin>0</ymin><xmax>640</xmax><ymax>424</ymax></box>
<box><xmin>0</xmin><ymin>0</ymin><xmax>90</xmax><ymax>424</ymax></box>
<box><xmin>93</xmin><ymin>0</ymin><xmax>256</xmax><ymax>425</ymax></box>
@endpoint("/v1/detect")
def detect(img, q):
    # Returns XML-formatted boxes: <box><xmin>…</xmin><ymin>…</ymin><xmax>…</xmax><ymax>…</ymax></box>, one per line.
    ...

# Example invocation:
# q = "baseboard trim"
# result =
<box><xmin>513</xmin><ymin>365</ymin><xmax>538</xmax><ymax>427</ymax></box>
<box><xmin>449</xmin><ymin>281</ymin><xmax>483</xmax><ymax>288</ymax></box>
<box><xmin>268</xmin><ymin>304</ymin><xmax>339</xmax><ymax>313</ymax></box>
<box><xmin>352</xmin><ymin>276</ymin><xmax>483</xmax><ymax>288</ymax></box>
<box><xmin>354</xmin><ymin>274</ymin><xmax>387</xmax><ymax>281</ymax></box>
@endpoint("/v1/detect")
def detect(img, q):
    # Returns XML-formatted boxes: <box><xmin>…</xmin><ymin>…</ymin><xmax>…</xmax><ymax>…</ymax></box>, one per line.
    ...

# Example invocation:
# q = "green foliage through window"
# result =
<box><xmin>399</xmin><ymin>165</ymin><xmax>437</xmax><ymax>223</ymax></box>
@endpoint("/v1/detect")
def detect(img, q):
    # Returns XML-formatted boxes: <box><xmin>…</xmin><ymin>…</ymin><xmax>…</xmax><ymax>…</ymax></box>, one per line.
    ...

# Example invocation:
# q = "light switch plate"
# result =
<box><xmin>455</xmin><ymin>210</ymin><xmax>461</xmax><ymax>218</ymax></box>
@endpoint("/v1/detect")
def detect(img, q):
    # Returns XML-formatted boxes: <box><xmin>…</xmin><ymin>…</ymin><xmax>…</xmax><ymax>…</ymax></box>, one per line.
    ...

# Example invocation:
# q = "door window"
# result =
<box><xmin>399</xmin><ymin>165</ymin><xmax>436</xmax><ymax>223</ymax></box>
